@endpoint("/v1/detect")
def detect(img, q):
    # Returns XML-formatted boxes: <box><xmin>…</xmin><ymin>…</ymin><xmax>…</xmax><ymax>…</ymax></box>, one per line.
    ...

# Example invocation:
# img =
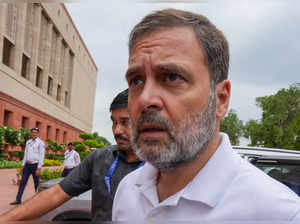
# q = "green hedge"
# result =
<box><xmin>40</xmin><ymin>168</ymin><xmax>63</xmax><ymax>180</ymax></box>
<box><xmin>45</xmin><ymin>154</ymin><xmax>64</xmax><ymax>161</ymax></box>
<box><xmin>0</xmin><ymin>160</ymin><xmax>22</xmax><ymax>169</ymax></box>
<box><xmin>0</xmin><ymin>159</ymin><xmax>62</xmax><ymax>169</ymax></box>
<box><xmin>43</xmin><ymin>159</ymin><xmax>63</xmax><ymax>166</ymax></box>
<box><xmin>79</xmin><ymin>151</ymin><xmax>91</xmax><ymax>161</ymax></box>
<box><xmin>8</xmin><ymin>151</ymin><xmax>24</xmax><ymax>160</ymax></box>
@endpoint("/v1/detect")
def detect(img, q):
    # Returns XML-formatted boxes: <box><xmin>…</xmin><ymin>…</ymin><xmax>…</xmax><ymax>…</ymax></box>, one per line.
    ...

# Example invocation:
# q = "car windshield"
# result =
<box><xmin>253</xmin><ymin>160</ymin><xmax>300</xmax><ymax>196</ymax></box>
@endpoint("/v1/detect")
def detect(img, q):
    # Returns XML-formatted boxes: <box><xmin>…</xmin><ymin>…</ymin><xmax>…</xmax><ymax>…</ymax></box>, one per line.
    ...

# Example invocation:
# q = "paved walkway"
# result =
<box><xmin>0</xmin><ymin>168</ymin><xmax>36</xmax><ymax>214</ymax></box>
<box><xmin>0</xmin><ymin>166</ymin><xmax>62</xmax><ymax>214</ymax></box>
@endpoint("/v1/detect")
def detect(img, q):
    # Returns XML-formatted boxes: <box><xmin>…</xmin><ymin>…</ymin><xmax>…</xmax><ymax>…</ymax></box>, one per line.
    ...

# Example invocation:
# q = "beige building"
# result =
<box><xmin>0</xmin><ymin>3</ymin><xmax>98</xmax><ymax>143</ymax></box>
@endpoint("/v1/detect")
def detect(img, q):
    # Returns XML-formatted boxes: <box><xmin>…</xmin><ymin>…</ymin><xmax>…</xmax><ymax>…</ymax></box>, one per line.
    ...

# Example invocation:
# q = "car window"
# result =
<box><xmin>254</xmin><ymin>162</ymin><xmax>300</xmax><ymax>196</ymax></box>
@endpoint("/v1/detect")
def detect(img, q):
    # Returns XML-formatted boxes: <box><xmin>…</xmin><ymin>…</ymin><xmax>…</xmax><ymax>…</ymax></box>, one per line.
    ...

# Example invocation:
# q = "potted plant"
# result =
<box><xmin>16</xmin><ymin>168</ymin><xmax>22</xmax><ymax>185</ymax></box>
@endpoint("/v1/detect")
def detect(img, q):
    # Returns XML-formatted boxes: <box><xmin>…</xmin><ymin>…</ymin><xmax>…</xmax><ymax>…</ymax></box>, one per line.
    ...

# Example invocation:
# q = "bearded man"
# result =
<box><xmin>112</xmin><ymin>8</ymin><xmax>300</xmax><ymax>221</ymax></box>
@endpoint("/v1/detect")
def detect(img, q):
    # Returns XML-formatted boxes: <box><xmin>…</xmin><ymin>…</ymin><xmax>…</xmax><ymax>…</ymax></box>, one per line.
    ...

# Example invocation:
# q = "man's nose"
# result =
<box><xmin>138</xmin><ymin>81</ymin><xmax>163</xmax><ymax>113</ymax></box>
<box><xmin>114</xmin><ymin>124</ymin><xmax>124</xmax><ymax>134</ymax></box>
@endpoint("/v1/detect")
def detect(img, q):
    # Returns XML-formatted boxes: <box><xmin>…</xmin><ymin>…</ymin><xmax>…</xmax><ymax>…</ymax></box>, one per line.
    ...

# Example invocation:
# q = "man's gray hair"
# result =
<box><xmin>128</xmin><ymin>8</ymin><xmax>229</xmax><ymax>85</ymax></box>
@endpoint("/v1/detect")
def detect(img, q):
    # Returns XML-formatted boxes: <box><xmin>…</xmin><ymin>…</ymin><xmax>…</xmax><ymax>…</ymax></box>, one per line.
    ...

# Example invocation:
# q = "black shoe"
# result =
<box><xmin>10</xmin><ymin>200</ymin><xmax>21</xmax><ymax>205</ymax></box>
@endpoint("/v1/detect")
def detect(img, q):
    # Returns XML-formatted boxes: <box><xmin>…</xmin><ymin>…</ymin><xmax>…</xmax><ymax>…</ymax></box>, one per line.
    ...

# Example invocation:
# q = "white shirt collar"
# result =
<box><xmin>29</xmin><ymin>137</ymin><xmax>40</xmax><ymax>142</ymax></box>
<box><xmin>134</xmin><ymin>133</ymin><xmax>242</xmax><ymax>208</ymax></box>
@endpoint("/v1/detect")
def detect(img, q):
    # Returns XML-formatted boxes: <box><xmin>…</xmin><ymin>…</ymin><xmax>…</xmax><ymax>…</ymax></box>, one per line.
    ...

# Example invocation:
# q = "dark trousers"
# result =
<box><xmin>61</xmin><ymin>168</ymin><xmax>74</xmax><ymax>177</ymax></box>
<box><xmin>16</xmin><ymin>163</ymin><xmax>39</xmax><ymax>202</ymax></box>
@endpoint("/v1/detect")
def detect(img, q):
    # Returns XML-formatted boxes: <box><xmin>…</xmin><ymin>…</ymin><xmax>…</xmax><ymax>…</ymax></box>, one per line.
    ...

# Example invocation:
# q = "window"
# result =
<box><xmin>55</xmin><ymin>128</ymin><xmax>60</xmax><ymax>142</ymax></box>
<box><xmin>46</xmin><ymin>125</ymin><xmax>51</xmax><ymax>139</ymax></box>
<box><xmin>50</xmin><ymin>28</ymin><xmax>58</xmax><ymax>75</ymax></box>
<box><xmin>64</xmin><ymin>91</ymin><xmax>69</xmax><ymax>107</ymax></box>
<box><xmin>63</xmin><ymin>131</ymin><xmax>67</xmax><ymax>143</ymax></box>
<box><xmin>35</xmin><ymin>66</ymin><xmax>43</xmax><ymax>88</ymax></box>
<box><xmin>59</xmin><ymin>40</ymin><xmax>67</xmax><ymax>83</ymax></box>
<box><xmin>2</xmin><ymin>37</ymin><xmax>14</xmax><ymax>69</ymax></box>
<box><xmin>21</xmin><ymin>54</ymin><xmax>30</xmax><ymax>79</ymax></box>
<box><xmin>3</xmin><ymin>110</ymin><xmax>13</xmax><ymax>127</ymax></box>
<box><xmin>56</xmin><ymin>84</ymin><xmax>61</xmax><ymax>101</ymax></box>
<box><xmin>24</xmin><ymin>4</ymin><xmax>34</xmax><ymax>56</ymax></box>
<box><xmin>35</xmin><ymin>121</ymin><xmax>41</xmax><ymax>130</ymax></box>
<box><xmin>21</xmin><ymin>116</ymin><xmax>29</xmax><ymax>129</ymax></box>
<box><xmin>5</xmin><ymin>4</ymin><xmax>18</xmax><ymax>41</ymax></box>
<box><xmin>47</xmin><ymin>76</ymin><xmax>53</xmax><ymax>96</ymax></box>
<box><xmin>38</xmin><ymin>12</ymin><xmax>49</xmax><ymax>66</ymax></box>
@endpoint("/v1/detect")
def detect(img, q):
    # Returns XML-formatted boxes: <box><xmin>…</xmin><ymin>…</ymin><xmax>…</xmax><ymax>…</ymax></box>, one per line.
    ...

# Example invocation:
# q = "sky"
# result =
<box><xmin>65</xmin><ymin>0</ymin><xmax>299</xmax><ymax>145</ymax></box>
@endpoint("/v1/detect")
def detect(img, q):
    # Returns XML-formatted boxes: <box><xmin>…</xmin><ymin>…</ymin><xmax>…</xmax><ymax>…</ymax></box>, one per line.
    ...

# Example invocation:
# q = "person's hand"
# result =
<box><xmin>35</xmin><ymin>169</ymin><xmax>40</xmax><ymax>176</ymax></box>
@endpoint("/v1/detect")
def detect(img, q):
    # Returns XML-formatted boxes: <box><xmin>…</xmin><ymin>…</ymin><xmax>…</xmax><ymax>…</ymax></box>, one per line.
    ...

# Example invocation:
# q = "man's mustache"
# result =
<box><xmin>115</xmin><ymin>134</ymin><xmax>129</xmax><ymax>141</ymax></box>
<box><xmin>135</xmin><ymin>111</ymin><xmax>175</xmax><ymax>140</ymax></box>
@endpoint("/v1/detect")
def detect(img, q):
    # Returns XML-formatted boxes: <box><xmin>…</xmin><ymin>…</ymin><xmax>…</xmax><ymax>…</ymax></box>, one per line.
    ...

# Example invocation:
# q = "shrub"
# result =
<box><xmin>0</xmin><ymin>160</ymin><xmax>22</xmax><ymax>169</ymax></box>
<box><xmin>8</xmin><ymin>151</ymin><xmax>24</xmax><ymax>160</ymax></box>
<box><xmin>0</xmin><ymin>127</ymin><xmax>5</xmax><ymax>150</ymax></box>
<box><xmin>92</xmin><ymin>132</ymin><xmax>111</xmax><ymax>146</ymax></box>
<box><xmin>45</xmin><ymin>154</ymin><xmax>64</xmax><ymax>161</ymax></box>
<box><xmin>79</xmin><ymin>151</ymin><xmax>91</xmax><ymax>161</ymax></box>
<box><xmin>17</xmin><ymin>128</ymin><xmax>31</xmax><ymax>149</ymax></box>
<box><xmin>0</xmin><ymin>154</ymin><xmax>8</xmax><ymax>161</ymax></box>
<box><xmin>3</xmin><ymin>126</ymin><xmax>19</xmax><ymax>147</ymax></box>
<box><xmin>40</xmin><ymin>168</ymin><xmax>63</xmax><ymax>180</ymax></box>
<box><xmin>43</xmin><ymin>159</ymin><xmax>63</xmax><ymax>166</ymax></box>
<box><xmin>79</xmin><ymin>132</ymin><xmax>94</xmax><ymax>140</ymax></box>
<box><xmin>83</xmin><ymin>139</ymin><xmax>102</xmax><ymax>148</ymax></box>
<box><xmin>74</xmin><ymin>142</ymin><xmax>86</xmax><ymax>152</ymax></box>
<box><xmin>46</xmin><ymin>139</ymin><xmax>65</xmax><ymax>153</ymax></box>
<box><xmin>16</xmin><ymin>168</ymin><xmax>22</xmax><ymax>179</ymax></box>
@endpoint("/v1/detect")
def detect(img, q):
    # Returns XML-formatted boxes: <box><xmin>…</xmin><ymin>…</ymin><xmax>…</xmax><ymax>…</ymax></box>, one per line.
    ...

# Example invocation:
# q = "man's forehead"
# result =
<box><xmin>127</xmin><ymin>27</ymin><xmax>204</xmax><ymax>77</ymax></box>
<box><xmin>111</xmin><ymin>108</ymin><xmax>130</xmax><ymax>119</ymax></box>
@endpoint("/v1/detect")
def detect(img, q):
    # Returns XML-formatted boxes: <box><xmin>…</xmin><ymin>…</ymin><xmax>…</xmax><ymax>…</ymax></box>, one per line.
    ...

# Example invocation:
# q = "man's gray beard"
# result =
<box><xmin>131</xmin><ymin>91</ymin><xmax>216</xmax><ymax>173</ymax></box>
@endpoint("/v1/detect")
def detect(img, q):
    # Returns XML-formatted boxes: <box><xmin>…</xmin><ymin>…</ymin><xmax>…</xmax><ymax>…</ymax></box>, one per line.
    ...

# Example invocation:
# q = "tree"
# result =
<box><xmin>243</xmin><ymin>119</ymin><xmax>263</xmax><ymax>146</ymax></box>
<box><xmin>46</xmin><ymin>139</ymin><xmax>65</xmax><ymax>153</ymax></box>
<box><xmin>92</xmin><ymin>132</ymin><xmax>111</xmax><ymax>146</ymax></box>
<box><xmin>17</xmin><ymin>128</ymin><xmax>31</xmax><ymax>150</ymax></box>
<box><xmin>220</xmin><ymin>109</ymin><xmax>244</xmax><ymax>145</ymax></box>
<box><xmin>3</xmin><ymin>126</ymin><xmax>19</xmax><ymax>147</ymax></box>
<box><xmin>77</xmin><ymin>132</ymin><xmax>111</xmax><ymax>160</ymax></box>
<box><xmin>0</xmin><ymin>126</ymin><xmax>5</xmax><ymax>150</ymax></box>
<box><xmin>79</xmin><ymin>132</ymin><xmax>111</xmax><ymax>149</ymax></box>
<box><xmin>244</xmin><ymin>83</ymin><xmax>300</xmax><ymax>150</ymax></box>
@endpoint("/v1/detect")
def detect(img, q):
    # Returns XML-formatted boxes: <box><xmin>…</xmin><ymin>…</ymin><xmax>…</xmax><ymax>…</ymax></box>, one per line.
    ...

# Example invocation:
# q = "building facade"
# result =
<box><xmin>0</xmin><ymin>3</ymin><xmax>98</xmax><ymax>145</ymax></box>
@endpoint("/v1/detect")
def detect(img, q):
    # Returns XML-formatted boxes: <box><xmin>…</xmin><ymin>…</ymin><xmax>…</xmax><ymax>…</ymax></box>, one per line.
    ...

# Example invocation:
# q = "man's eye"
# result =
<box><xmin>165</xmin><ymin>73</ymin><xmax>183</xmax><ymax>82</ymax></box>
<box><xmin>121</xmin><ymin>120</ymin><xmax>129</xmax><ymax>126</ymax></box>
<box><xmin>129</xmin><ymin>76</ymin><xmax>143</xmax><ymax>86</ymax></box>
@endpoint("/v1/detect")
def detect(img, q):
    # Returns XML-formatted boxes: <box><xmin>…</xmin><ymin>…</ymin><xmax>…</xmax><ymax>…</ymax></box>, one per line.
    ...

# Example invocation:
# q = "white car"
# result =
<box><xmin>233</xmin><ymin>146</ymin><xmax>300</xmax><ymax>196</ymax></box>
<box><xmin>37</xmin><ymin>178</ymin><xmax>92</xmax><ymax>222</ymax></box>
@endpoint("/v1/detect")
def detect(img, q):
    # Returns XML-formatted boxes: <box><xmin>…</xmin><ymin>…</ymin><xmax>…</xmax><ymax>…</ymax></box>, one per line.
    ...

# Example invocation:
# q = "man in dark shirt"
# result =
<box><xmin>0</xmin><ymin>89</ymin><xmax>142</xmax><ymax>222</ymax></box>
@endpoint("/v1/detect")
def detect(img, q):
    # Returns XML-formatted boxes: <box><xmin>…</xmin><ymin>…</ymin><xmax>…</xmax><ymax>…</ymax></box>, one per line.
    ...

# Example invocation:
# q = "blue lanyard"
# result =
<box><xmin>104</xmin><ymin>155</ymin><xmax>144</xmax><ymax>195</ymax></box>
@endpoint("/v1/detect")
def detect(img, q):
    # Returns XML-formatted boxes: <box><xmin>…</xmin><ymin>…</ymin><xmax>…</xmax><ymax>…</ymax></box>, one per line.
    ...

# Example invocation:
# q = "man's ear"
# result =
<box><xmin>215</xmin><ymin>80</ymin><xmax>231</xmax><ymax>120</ymax></box>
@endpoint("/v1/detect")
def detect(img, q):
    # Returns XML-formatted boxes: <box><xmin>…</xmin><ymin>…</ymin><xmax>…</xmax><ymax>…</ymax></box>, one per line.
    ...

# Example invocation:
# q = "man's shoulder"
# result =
<box><xmin>88</xmin><ymin>145</ymin><xmax>118</xmax><ymax>160</ymax></box>
<box><xmin>26</xmin><ymin>138</ymin><xmax>33</xmax><ymax>143</ymax></box>
<box><xmin>227</xmin><ymin>160</ymin><xmax>300</xmax><ymax>214</ymax></box>
<box><xmin>234</xmin><ymin>160</ymin><xmax>293</xmax><ymax>194</ymax></box>
<box><xmin>117</xmin><ymin>162</ymin><xmax>143</xmax><ymax>187</ymax></box>
<box><xmin>36</xmin><ymin>137</ymin><xmax>45</xmax><ymax>145</ymax></box>
<box><xmin>74</xmin><ymin>150</ymin><xmax>80</xmax><ymax>156</ymax></box>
